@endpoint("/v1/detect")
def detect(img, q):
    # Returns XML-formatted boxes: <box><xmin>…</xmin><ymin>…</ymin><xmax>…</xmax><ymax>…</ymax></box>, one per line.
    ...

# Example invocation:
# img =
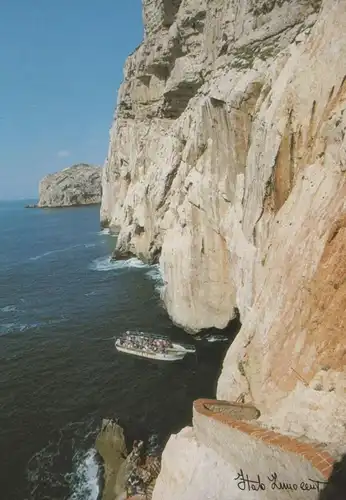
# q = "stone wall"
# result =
<box><xmin>152</xmin><ymin>399</ymin><xmax>333</xmax><ymax>500</ymax></box>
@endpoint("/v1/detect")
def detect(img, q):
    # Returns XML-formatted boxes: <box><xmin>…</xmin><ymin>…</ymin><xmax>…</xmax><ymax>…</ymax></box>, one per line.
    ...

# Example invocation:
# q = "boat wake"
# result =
<box><xmin>29</xmin><ymin>243</ymin><xmax>95</xmax><ymax>262</ymax></box>
<box><xmin>89</xmin><ymin>255</ymin><xmax>150</xmax><ymax>272</ymax></box>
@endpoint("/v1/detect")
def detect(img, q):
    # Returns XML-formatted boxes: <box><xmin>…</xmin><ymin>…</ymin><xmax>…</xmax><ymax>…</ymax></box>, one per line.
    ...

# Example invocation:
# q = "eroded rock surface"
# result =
<box><xmin>102</xmin><ymin>0</ymin><xmax>346</xmax><ymax>451</ymax></box>
<box><xmin>38</xmin><ymin>164</ymin><xmax>101</xmax><ymax>207</ymax></box>
<box><xmin>95</xmin><ymin>419</ymin><xmax>127</xmax><ymax>500</ymax></box>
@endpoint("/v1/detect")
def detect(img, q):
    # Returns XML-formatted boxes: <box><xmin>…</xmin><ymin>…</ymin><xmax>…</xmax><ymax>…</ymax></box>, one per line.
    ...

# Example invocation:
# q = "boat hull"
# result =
<box><xmin>115</xmin><ymin>344</ymin><xmax>186</xmax><ymax>361</ymax></box>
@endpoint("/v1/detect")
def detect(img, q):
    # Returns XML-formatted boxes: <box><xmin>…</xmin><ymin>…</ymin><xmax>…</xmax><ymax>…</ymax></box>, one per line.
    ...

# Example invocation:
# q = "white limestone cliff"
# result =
<box><xmin>38</xmin><ymin>164</ymin><xmax>101</xmax><ymax>208</ymax></box>
<box><xmin>102</xmin><ymin>0</ymin><xmax>346</xmax><ymax>496</ymax></box>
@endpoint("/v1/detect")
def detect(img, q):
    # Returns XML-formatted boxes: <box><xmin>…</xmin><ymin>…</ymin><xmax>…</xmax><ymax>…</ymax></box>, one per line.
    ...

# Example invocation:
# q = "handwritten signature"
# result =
<box><xmin>234</xmin><ymin>470</ymin><xmax>328</xmax><ymax>493</ymax></box>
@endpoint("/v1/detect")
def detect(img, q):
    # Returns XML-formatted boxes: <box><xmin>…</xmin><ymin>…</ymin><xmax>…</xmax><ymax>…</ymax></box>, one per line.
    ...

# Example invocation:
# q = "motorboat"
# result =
<box><xmin>206</xmin><ymin>335</ymin><xmax>229</xmax><ymax>343</ymax></box>
<box><xmin>115</xmin><ymin>331</ymin><xmax>196</xmax><ymax>362</ymax></box>
<box><xmin>194</xmin><ymin>334</ymin><xmax>229</xmax><ymax>343</ymax></box>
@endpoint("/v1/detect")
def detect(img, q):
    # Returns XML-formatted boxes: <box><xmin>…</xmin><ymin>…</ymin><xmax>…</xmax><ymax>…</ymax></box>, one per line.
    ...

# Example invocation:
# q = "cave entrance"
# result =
<box><xmin>196</xmin><ymin>307</ymin><xmax>241</xmax><ymax>343</ymax></box>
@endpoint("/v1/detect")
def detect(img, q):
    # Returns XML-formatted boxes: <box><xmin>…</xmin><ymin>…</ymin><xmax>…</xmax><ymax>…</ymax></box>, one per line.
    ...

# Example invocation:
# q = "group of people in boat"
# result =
<box><xmin>118</xmin><ymin>333</ymin><xmax>173</xmax><ymax>354</ymax></box>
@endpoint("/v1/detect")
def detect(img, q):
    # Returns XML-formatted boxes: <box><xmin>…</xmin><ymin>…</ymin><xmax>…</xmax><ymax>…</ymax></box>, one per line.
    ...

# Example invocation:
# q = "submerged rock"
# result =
<box><xmin>38</xmin><ymin>163</ymin><xmax>101</xmax><ymax>208</ymax></box>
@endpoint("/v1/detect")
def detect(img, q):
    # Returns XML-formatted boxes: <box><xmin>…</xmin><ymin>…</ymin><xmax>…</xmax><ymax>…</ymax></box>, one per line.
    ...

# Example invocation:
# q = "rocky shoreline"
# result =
<box><xmin>25</xmin><ymin>202</ymin><xmax>101</xmax><ymax>209</ymax></box>
<box><xmin>95</xmin><ymin>419</ymin><xmax>161</xmax><ymax>500</ymax></box>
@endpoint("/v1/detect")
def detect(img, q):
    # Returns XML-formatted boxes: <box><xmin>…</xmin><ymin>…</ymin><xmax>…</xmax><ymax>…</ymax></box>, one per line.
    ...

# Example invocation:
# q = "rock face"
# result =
<box><xmin>102</xmin><ymin>0</ymin><xmax>346</xmax><ymax>470</ymax></box>
<box><xmin>38</xmin><ymin>164</ymin><xmax>101</xmax><ymax>207</ymax></box>
<box><xmin>96</xmin><ymin>423</ymin><xmax>161</xmax><ymax>500</ymax></box>
<box><xmin>152</xmin><ymin>424</ymin><xmax>327</xmax><ymax>500</ymax></box>
<box><xmin>95</xmin><ymin>419</ymin><xmax>128</xmax><ymax>500</ymax></box>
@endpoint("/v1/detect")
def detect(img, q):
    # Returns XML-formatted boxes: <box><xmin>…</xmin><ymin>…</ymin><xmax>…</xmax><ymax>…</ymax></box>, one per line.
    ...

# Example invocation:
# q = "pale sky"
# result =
<box><xmin>0</xmin><ymin>0</ymin><xmax>143</xmax><ymax>199</ymax></box>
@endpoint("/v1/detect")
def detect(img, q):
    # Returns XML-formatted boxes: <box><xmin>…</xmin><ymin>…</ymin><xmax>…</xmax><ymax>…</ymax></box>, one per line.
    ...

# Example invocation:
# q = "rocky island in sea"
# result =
<box><xmin>27</xmin><ymin>163</ymin><xmax>102</xmax><ymax>208</ymax></box>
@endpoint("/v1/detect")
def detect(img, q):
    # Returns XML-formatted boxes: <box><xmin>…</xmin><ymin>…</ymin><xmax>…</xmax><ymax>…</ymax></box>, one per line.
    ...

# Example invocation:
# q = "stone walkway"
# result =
<box><xmin>194</xmin><ymin>398</ymin><xmax>334</xmax><ymax>479</ymax></box>
<box><xmin>203</xmin><ymin>400</ymin><xmax>260</xmax><ymax>421</ymax></box>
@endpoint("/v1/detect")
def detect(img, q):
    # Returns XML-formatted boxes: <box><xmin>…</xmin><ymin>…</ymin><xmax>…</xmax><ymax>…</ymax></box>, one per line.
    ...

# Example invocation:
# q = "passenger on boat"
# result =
<box><xmin>119</xmin><ymin>334</ymin><xmax>175</xmax><ymax>355</ymax></box>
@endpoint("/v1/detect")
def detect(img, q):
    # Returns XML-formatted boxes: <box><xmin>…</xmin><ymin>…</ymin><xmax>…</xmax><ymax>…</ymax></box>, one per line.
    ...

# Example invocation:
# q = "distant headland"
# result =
<box><xmin>26</xmin><ymin>163</ymin><xmax>102</xmax><ymax>208</ymax></box>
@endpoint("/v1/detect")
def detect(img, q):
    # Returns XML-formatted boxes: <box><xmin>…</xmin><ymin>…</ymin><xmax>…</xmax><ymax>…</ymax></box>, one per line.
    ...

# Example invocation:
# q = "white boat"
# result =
<box><xmin>194</xmin><ymin>334</ymin><xmax>229</xmax><ymax>343</ymax></box>
<box><xmin>115</xmin><ymin>332</ymin><xmax>195</xmax><ymax>361</ymax></box>
<box><xmin>206</xmin><ymin>335</ymin><xmax>229</xmax><ymax>343</ymax></box>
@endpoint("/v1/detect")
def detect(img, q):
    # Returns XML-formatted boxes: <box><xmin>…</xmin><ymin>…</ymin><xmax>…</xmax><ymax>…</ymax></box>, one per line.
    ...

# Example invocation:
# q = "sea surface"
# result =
<box><xmin>0</xmin><ymin>200</ymin><xmax>239</xmax><ymax>500</ymax></box>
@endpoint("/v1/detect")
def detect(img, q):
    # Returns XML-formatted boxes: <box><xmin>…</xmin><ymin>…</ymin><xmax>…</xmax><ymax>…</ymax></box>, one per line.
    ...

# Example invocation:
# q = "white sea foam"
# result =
<box><xmin>122</xmin><ymin>257</ymin><xmax>150</xmax><ymax>269</ymax></box>
<box><xmin>68</xmin><ymin>449</ymin><xmax>100</xmax><ymax>500</ymax></box>
<box><xmin>0</xmin><ymin>323</ymin><xmax>16</xmax><ymax>336</ymax></box>
<box><xmin>0</xmin><ymin>319</ymin><xmax>64</xmax><ymax>336</ymax></box>
<box><xmin>1</xmin><ymin>305</ymin><xmax>17</xmax><ymax>313</ymax></box>
<box><xmin>146</xmin><ymin>264</ymin><xmax>162</xmax><ymax>282</ymax></box>
<box><xmin>0</xmin><ymin>323</ymin><xmax>36</xmax><ymax>336</ymax></box>
<box><xmin>206</xmin><ymin>335</ymin><xmax>229</xmax><ymax>343</ymax></box>
<box><xmin>89</xmin><ymin>255</ymin><xmax>149</xmax><ymax>272</ymax></box>
<box><xmin>98</xmin><ymin>228</ymin><xmax>116</xmax><ymax>237</ymax></box>
<box><xmin>146</xmin><ymin>264</ymin><xmax>164</xmax><ymax>293</ymax></box>
<box><xmin>29</xmin><ymin>243</ymin><xmax>96</xmax><ymax>261</ymax></box>
<box><xmin>26</xmin><ymin>419</ymin><xmax>99</xmax><ymax>499</ymax></box>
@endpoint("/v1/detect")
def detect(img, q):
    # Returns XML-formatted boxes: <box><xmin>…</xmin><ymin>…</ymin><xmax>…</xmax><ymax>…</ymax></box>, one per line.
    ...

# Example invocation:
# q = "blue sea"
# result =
<box><xmin>0</xmin><ymin>200</ymin><xmax>238</xmax><ymax>499</ymax></box>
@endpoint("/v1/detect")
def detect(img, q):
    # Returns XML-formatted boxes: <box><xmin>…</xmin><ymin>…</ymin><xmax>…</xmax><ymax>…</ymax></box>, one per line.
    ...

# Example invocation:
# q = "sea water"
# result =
<box><xmin>0</xmin><ymin>200</ymin><xmax>238</xmax><ymax>499</ymax></box>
